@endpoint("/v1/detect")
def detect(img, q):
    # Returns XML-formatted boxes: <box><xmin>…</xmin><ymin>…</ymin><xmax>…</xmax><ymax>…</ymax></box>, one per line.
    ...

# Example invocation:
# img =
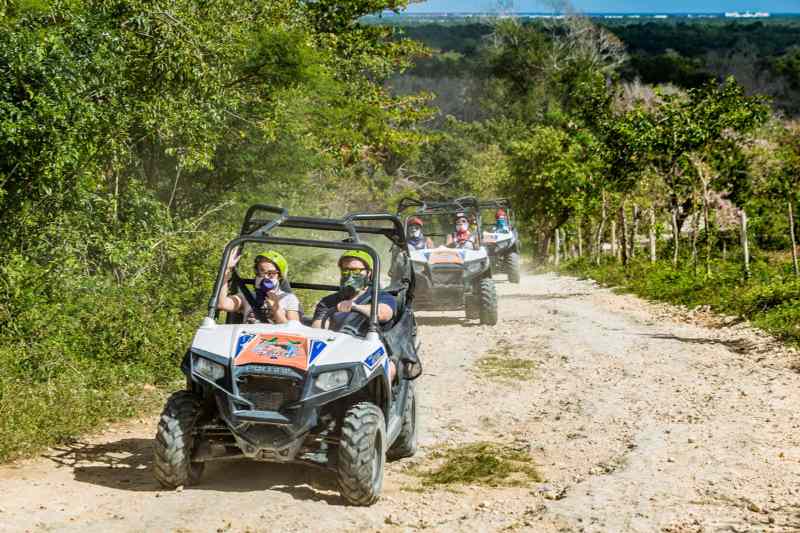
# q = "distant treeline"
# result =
<box><xmin>390</xmin><ymin>19</ymin><xmax>800</xmax><ymax>113</ymax></box>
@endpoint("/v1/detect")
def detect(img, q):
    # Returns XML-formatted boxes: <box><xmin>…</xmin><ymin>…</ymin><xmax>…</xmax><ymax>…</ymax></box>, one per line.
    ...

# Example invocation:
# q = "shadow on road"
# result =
<box><xmin>43</xmin><ymin>438</ymin><xmax>343</xmax><ymax>504</ymax></box>
<box><xmin>501</xmin><ymin>292</ymin><xmax>590</xmax><ymax>301</ymax></box>
<box><xmin>415</xmin><ymin>315</ymin><xmax>480</xmax><ymax>327</ymax></box>
<box><xmin>640</xmin><ymin>333</ymin><xmax>755</xmax><ymax>354</ymax></box>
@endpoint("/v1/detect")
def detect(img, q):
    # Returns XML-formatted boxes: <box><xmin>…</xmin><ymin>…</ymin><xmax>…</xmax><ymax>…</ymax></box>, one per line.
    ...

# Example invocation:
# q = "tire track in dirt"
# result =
<box><xmin>2</xmin><ymin>273</ymin><xmax>800</xmax><ymax>532</ymax></box>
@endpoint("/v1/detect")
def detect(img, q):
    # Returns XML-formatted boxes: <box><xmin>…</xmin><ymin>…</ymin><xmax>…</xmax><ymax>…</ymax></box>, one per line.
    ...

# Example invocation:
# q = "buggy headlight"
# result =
<box><xmin>314</xmin><ymin>370</ymin><xmax>350</xmax><ymax>392</ymax></box>
<box><xmin>193</xmin><ymin>355</ymin><xmax>225</xmax><ymax>381</ymax></box>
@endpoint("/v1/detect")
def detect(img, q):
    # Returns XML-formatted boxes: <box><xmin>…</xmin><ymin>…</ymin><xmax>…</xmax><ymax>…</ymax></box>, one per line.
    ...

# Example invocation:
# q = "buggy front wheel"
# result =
<box><xmin>507</xmin><ymin>252</ymin><xmax>521</xmax><ymax>284</ymax></box>
<box><xmin>337</xmin><ymin>402</ymin><xmax>386</xmax><ymax>506</ymax></box>
<box><xmin>153</xmin><ymin>391</ymin><xmax>205</xmax><ymax>488</ymax></box>
<box><xmin>479</xmin><ymin>277</ymin><xmax>498</xmax><ymax>325</ymax></box>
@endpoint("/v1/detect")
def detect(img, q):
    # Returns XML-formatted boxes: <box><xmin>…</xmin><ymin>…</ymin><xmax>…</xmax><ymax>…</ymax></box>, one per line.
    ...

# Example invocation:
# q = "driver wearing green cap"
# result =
<box><xmin>218</xmin><ymin>249</ymin><xmax>300</xmax><ymax>324</ymax></box>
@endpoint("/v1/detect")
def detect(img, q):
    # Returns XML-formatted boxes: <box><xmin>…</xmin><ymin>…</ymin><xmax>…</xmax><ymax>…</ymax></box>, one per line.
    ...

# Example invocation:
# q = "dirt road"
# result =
<box><xmin>2</xmin><ymin>273</ymin><xmax>800</xmax><ymax>533</ymax></box>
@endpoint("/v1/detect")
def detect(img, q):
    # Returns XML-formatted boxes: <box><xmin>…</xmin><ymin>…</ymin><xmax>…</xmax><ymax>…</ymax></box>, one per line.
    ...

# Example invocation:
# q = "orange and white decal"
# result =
<box><xmin>235</xmin><ymin>334</ymin><xmax>309</xmax><ymax>371</ymax></box>
<box><xmin>430</xmin><ymin>249</ymin><xmax>464</xmax><ymax>265</ymax></box>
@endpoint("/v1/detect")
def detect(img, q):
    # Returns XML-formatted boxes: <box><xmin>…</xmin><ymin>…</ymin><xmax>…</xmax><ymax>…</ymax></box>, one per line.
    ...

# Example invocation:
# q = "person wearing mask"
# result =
<box><xmin>446</xmin><ymin>212</ymin><xmax>476</xmax><ymax>250</ymax></box>
<box><xmin>406</xmin><ymin>216</ymin><xmax>434</xmax><ymax>250</ymax></box>
<box><xmin>312</xmin><ymin>250</ymin><xmax>398</xmax><ymax>382</ymax></box>
<box><xmin>217</xmin><ymin>249</ymin><xmax>301</xmax><ymax>324</ymax></box>
<box><xmin>495</xmin><ymin>209</ymin><xmax>510</xmax><ymax>233</ymax></box>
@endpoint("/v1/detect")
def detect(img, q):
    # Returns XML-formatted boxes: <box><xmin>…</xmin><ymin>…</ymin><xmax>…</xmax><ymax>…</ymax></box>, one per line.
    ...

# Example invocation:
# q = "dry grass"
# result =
<box><xmin>409</xmin><ymin>442</ymin><xmax>541</xmax><ymax>488</ymax></box>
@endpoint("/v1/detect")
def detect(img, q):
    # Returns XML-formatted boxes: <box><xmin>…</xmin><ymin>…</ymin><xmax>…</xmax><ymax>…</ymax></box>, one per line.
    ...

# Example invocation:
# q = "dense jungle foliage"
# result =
<box><xmin>2</xmin><ymin>2</ymin><xmax>800</xmax><ymax>460</ymax></box>
<box><xmin>0</xmin><ymin>0</ymin><xmax>431</xmax><ymax>461</ymax></box>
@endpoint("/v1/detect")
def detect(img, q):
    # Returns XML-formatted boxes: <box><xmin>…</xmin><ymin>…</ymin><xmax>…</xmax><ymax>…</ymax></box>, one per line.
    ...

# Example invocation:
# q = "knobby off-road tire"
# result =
<box><xmin>465</xmin><ymin>292</ymin><xmax>480</xmax><ymax>320</ymax></box>
<box><xmin>479</xmin><ymin>277</ymin><xmax>498</xmax><ymax>325</ymax></box>
<box><xmin>337</xmin><ymin>402</ymin><xmax>386</xmax><ymax>506</ymax></box>
<box><xmin>387</xmin><ymin>382</ymin><xmax>417</xmax><ymax>461</ymax></box>
<box><xmin>507</xmin><ymin>251</ymin><xmax>521</xmax><ymax>284</ymax></box>
<box><xmin>153</xmin><ymin>391</ymin><xmax>205</xmax><ymax>489</ymax></box>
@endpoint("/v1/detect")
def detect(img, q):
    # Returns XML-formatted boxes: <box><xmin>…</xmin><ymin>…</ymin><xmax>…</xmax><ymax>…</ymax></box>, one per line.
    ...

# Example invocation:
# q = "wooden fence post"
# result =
<box><xmin>789</xmin><ymin>201</ymin><xmax>799</xmax><ymax>277</ymax></box>
<box><xmin>672</xmin><ymin>208</ymin><xmax>680</xmax><ymax>266</ymax></box>
<box><xmin>740</xmin><ymin>209</ymin><xmax>750</xmax><ymax>279</ymax></box>
<box><xmin>649</xmin><ymin>207</ymin><xmax>657</xmax><ymax>263</ymax></box>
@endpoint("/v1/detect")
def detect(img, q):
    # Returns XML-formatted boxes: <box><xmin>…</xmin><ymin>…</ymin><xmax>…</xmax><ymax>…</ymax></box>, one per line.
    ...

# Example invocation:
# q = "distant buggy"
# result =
<box><xmin>153</xmin><ymin>205</ymin><xmax>421</xmax><ymax>506</ymax></box>
<box><xmin>480</xmin><ymin>199</ymin><xmax>521</xmax><ymax>284</ymax></box>
<box><xmin>394</xmin><ymin>197</ymin><xmax>498</xmax><ymax>325</ymax></box>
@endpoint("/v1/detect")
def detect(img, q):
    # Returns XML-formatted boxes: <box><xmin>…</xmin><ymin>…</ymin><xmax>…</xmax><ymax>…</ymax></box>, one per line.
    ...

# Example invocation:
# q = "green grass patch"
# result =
<box><xmin>410</xmin><ymin>442</ymin><xmax>542</xmax><ymax>487</ymax></box>
<box><xmin>562</xmin><ymin>254</ymin><xmax>800</xmax><ymax>346</ymax></box>
<box><xmin>475</xmin><ymin>340</ymin><xmax>537</xmax><ymax>380</ymax></box>
<box><xmin>476</xmin><ymin>356</ymin><xmax>537</xmax><ymax>380</ymax></box>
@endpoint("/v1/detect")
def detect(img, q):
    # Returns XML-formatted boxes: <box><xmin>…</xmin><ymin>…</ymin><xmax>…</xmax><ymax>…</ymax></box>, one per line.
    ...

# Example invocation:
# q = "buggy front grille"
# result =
<box><xmin>237</xmin><ymin>375</ymin><xmax>302</xmax><ymax>411</ymax></box>
<box><xmin>431</xmin><ymin>267</ymin><xmax>463</xmax><ymax>286</ymax></box>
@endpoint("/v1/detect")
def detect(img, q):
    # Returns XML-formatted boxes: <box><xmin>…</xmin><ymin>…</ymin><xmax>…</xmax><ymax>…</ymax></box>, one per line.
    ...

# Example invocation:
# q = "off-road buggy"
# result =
<box><xmin>479</xmin><ymin>198</ymin><xmax>521</xmax><ymax>284</ymax></box>
<box><xmin>153</xmin><ymin>205</ymin><xmax>421</xmax><ymax>506</ymax></box>
<box><xmin>394</xmin><ymin>197</ymin><xmax>498</xmax><ymax>325</ymax></box>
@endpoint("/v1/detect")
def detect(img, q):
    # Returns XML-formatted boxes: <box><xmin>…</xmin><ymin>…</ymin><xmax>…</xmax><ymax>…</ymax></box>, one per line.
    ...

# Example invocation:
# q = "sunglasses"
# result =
<box><xmin>261</xmin><ymin>270</ymin><xmax>280</xmax><ymax>278</ymax></box>
<box><xmin>340</xmin><ymin>268</ymin><xmax>367</xmax><ymax>276</ymax></box>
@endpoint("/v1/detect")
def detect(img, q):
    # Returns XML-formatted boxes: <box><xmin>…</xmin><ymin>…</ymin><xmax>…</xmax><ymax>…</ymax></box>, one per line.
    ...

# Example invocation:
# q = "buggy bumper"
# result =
<box><xmin>191</xmin><ymin>356</ymin><xmax>378</xmax><ymax>462</ymax></box>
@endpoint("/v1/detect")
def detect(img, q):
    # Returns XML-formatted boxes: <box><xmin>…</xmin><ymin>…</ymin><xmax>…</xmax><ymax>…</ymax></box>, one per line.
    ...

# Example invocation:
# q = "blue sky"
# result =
<box><xmin>405</xmin><ymin>0</ymin><xmax>800</xmax><ymax>13</ymax></box>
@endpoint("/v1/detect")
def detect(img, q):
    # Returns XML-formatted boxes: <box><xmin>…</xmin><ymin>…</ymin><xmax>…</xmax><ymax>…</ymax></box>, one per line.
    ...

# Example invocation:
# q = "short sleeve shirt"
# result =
<box><xmin>239</xmin><ymin>289</ymin><xmax>301</xmax><ymax>323</ymax></box>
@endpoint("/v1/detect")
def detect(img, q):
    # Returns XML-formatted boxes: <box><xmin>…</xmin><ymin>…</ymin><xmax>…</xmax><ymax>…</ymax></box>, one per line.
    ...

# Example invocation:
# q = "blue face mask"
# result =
<box><xmin>255</xmin><ymin>277</ymin><xmax>277</xmax><ymax>303</ymax></box>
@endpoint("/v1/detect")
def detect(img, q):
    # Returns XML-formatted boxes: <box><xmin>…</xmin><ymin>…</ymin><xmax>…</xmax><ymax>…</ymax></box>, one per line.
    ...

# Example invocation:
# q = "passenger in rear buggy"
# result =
<box><xmin>217</xmin><ymin>249</ymin><xmax>301</xmax><ymax>324</ymax></box>
<box><xmin>312</xmin><ymin>250</ymin><xmax>398</xmax><ymax>382</ymax></box>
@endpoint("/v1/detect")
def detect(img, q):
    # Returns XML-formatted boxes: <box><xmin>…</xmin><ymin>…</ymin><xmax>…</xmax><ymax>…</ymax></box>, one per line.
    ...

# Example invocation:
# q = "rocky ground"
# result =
<box><xmin>2</xmin><ymin>273</ymin><xmax>799</xmax><ymax>533</ymax></box>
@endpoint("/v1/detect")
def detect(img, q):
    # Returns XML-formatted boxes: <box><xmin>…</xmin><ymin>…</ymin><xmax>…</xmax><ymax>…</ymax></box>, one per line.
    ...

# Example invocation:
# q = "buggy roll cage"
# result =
<box><xmin>478</xmin><ymin>198</ymin><xmax>516</xmax><ymax>226</ymax></box>
<box><xmin>209</xmin><ymin>205</ymin><xmax>408</xmax><ymax>334</ymax></box>
<box><xmin>396</xmin><ymin>196</ymin><xmax>484</xmax><ymax>246</ymax></box>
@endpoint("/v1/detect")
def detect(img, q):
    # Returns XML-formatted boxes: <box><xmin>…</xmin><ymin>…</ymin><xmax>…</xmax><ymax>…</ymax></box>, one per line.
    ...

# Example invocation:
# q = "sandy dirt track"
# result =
<box><xmin>2</xmin><ymin>273</ymin><xmax>800</xmax><ymax>533</ymax></box>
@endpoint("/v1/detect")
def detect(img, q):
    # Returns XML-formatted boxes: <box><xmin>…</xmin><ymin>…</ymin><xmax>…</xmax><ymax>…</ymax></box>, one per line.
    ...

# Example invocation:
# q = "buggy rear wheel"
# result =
<box><xmin>153</xmin><ymin>391</ymin><xmax>205</xmax><ymax>489</ymax></box>
<box><xmin>337</xmin><ymin>402</ymin><xmax>386</xmax><ymax>506</ymax></box>
<box><xmin>388</xmin><ymin>382</ymin><xmax>417</xmax><ymax>460</ymax></box>
<box><xmin>479</xmin><ymin>277</ymin><xmax>498</xmax><ymax>325</ymax></box>
<box><xmin>507</xmin><ymin>251</ymin><xmax>521</xmax><ymax>284</ymax></box>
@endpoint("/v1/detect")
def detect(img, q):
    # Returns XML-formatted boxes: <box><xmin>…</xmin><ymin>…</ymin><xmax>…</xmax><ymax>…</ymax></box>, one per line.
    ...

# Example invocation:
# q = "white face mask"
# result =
<box><xmin>409</xmin><ymin>227</ymin><xmax>421</xmax><ymax>238</ymax></box>
<box><xmin>456</xmin><ymin>223</ymin><xmax>468</xmax><ymax>232</ymax></box>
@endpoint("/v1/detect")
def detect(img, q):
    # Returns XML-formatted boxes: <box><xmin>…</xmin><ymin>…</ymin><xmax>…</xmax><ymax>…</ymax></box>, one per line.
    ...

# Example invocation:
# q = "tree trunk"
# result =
<box><xmin>672</xmin><ymin>207</ymin><xmax>680</xmax><ymax>266</ymax></box>
<box><xmin>690</xmin><ymin>211</ymin><xmax>700</xmax><ymax>274</ymax></box>
<box><xmin>537</xmin><ymin>232</ymin><xmax>552</xmax><ymax>263</ymax></box>
<box><xmin>619</xmin><ymin>204</ymin><xmax>629</xmax><ymax>267</ymax></box>
<box><xmin>554</xmin><ymin>228</ymin><xmax>561</xmax><ymax>267</ymax></box>
<box><xmin>595</xmin><ymin>192</ymin><xmax>608</xmax><ymax>264</ymax></box>
<box><xmin>577</xmin><ymin>222</ymin><xmax>583</xmax><ymax>257</ymax></box>
<box><xmin>649</xmin><ymin>207</ymin><xmax>657</xmax><ymax>263</ymax></box>
<box><xmin>789</xmin><ymin>200</ymin><xmax>799</xmax><ymax>277</ymax></box>
<box><xmin>740</xmin><ymin>209</ymin><xmax>750</xmax><ymax>279</ymax></box>
<box><xmin>611</xmin><ymin>219</ymin><xmax>618</xmax><ymax>260</ymax></box>
<box><xmin>630</xmin><ymin>204</ymin><xmax>639</xmax><ymax>259</ymax></box>
<box><xmin>702</xmin><ymin>180</ymin><xmax>712</xmax><ymax>277</ymax></box>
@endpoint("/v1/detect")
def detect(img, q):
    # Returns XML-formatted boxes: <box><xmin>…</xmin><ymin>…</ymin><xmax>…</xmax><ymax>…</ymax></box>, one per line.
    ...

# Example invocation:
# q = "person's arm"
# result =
<box><xmin>277</xmin><ymin>293</ymin><xmax>301</xmax><ymax>323</ymax></box>
<box><xmin>338</xmin><ymin>297</ymin><xmax>394</xmax><ymax>322</ymax></box>
<box><xmin>311</xmin><ymin>296</ymin><xmax>333</xmax><ymax>328</ymax></box>
<box><xmin>217</xmin><ymin>250</ymin><xmax>244</xmax><ymax>313</ymax></box>
<box><xmin>426</xmin><ymin>237</ymin><xmax>434</xmax><ymax>248</ymax></box>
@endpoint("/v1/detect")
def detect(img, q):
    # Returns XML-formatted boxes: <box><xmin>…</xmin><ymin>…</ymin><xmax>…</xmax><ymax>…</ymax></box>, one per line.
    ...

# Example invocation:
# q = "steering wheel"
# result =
<box><xmin>321</xmin><ymin>305</ymin><xmax>369</xmax><ymax>337</ymax></box>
